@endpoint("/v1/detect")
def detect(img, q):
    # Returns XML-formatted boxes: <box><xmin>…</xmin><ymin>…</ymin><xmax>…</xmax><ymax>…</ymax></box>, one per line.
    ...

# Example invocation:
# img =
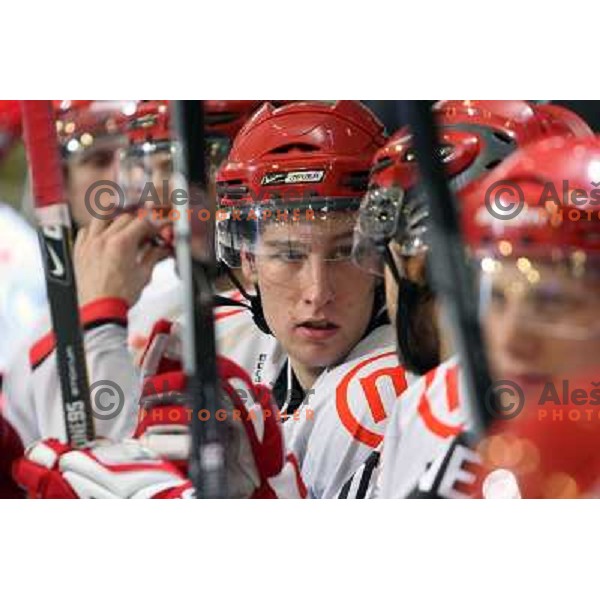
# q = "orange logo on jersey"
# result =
<box><xmin>417</xmin><ymin>364</ymin><xmax>464</xmax><ymax>438</ymax></box>
<box><xmin>336</xmin><ymin>351</ymin><xmax>408</xmax><ymax>448</ymax></box>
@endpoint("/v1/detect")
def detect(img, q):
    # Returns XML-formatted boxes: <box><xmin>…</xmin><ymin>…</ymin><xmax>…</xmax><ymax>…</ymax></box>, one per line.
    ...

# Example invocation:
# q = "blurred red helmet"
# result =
<box><xmin>462</xmin><ymin>134</ymin><xmax>600</xmax><ymax>255</ymax></box>
<box><xmin>119</xmin><ymin>100</ymin><xmax>170</xmax><ymax>147</ymax></box>
<box><xmin>357</xmin><ymin>101</ymin><xmax>594</xmax><ymax>266</ymax></box>
<box><xmin>54</xmin><ymin>100</ymin><xmax>131</xmax><ymax>158</ymax></box>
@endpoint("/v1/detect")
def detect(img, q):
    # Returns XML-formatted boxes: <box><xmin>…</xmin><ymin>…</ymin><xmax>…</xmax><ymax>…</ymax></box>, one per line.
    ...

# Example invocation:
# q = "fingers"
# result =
<box><xmin>87</xmin><ymin>213</ymin><xmax>113</xmax><ymax>237</ymax></box>
<box><xmin>138</xmin><ymin>245</ymin><xmax>171</xmax><ymax>278</ymax></box>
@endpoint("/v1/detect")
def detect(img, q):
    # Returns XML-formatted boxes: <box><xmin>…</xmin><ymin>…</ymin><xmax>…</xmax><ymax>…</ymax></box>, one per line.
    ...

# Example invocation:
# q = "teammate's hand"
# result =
<box><xmin>13</xmin><ymin>438</ymin><xmax>192</xmax><ymax>499</ymax></box>
<box><xmin>74</xmin><ymin>208</ymin><xmax>172</xmax><ymax>307</ymax></box>
<box><xmin>136</xmin><ymin>320</ymin><xmax>307</xmax><ymax>499</ymax></box>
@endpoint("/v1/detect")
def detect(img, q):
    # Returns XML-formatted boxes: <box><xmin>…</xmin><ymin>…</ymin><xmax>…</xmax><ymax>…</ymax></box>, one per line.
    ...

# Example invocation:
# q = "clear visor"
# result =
<box><xmin>476</xmin><ymin>248</ymin><xmax>600</xmax><ymax>341</ymax></box>
<box><xmin>119</xmin><ymin>141</ymin><xmax>179</xmax><ymax>212</ymax></box>
<box><xmin>352</xmin><ymin>185</ymin><xmax>429</xmax><ymax>276</ymax></box>
<box><xmin>217</xmin><ymin>200</ymin><xmax>363</xmax><ymax>287</ymax></box>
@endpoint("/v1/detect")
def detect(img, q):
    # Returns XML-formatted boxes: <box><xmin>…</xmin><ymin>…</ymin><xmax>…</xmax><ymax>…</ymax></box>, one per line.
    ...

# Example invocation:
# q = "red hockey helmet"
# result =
<box><xmin>462</xmin><ymin>134</ymin><xmax>600</xmax><ymax>342</ymax></box>
<box><xmin>353</xmin><ymin>101</ymin><xmax>593</xmax><ymax>276</ymax></box>
<box><xmin>117</xmin><ymin>101</ymin><xmax>175</xmax><ymax>209</ymax></box>
<box><xmin>54</xmin><ymin>100</ymin><xmax>131</xmax><ymax>159</ymax></box>
<box><xmin>216</xmin><ymin>100</ymin><xmax>386</xmax><ymax>268</ymax></box>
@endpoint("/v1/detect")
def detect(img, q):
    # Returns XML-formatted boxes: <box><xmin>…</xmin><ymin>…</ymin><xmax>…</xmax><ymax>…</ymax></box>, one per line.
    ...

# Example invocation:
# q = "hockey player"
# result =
<box><xmin>119</xmin><ymin>100</ymin><xmax>410</xmax><ymax>498</ymax></box>
<box><xmin>340</xmin><ymin>100</ymin><xmax>594</xmax><ymax>498</ymax></box>
<box><xmin>12</xmin><ymin>101</ymin><xmax>413</xmax><ymax>499</ymax></box>
<box><xmin>2</xmin><ymin>101</ymin><xmax>175</xmax><ymax>455</ymax></box>
<box><xmin>2</xmin><ymin>100</ymin><xmax>269</xmax><ymax>454</ymax></box>
<box><xmin>384</xmin><ymin>134</ymin><xmax>600</xmax><ymax>500</ymax></box>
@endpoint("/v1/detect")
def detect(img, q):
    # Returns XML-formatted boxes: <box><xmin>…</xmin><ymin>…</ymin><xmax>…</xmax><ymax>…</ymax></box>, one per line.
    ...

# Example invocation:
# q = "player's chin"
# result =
<box><xmin>294</xmin><ymin>337</ymin><xmax>353</xmax><ymax>370</ymax></box>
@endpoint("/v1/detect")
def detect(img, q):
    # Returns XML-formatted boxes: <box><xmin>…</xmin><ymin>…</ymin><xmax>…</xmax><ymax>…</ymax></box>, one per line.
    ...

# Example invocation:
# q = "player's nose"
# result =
<box><xmin>301</xmin><ymin>255</ymin><xmax>335</xmax><ymax>308</ymax></box>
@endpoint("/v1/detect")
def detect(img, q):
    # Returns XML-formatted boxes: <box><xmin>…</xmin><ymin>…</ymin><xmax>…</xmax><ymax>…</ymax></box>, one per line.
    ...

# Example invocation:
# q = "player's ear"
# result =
<box><xmin>240</xmin><ymin>249</ymin><xmax>258</xmax><ymax>287</ymax></box>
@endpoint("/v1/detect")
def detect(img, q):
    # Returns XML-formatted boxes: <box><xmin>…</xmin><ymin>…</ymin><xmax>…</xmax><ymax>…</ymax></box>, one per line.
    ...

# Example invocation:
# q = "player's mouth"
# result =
<box><xmin>294</xmin><ymin>319</ymin><xmax>340</xmax><ymax>341</ymax></box>
<box><xmin>504</xmin><ymin>372</ymin><xmax>552</xmax><ymax>389</ymax></box>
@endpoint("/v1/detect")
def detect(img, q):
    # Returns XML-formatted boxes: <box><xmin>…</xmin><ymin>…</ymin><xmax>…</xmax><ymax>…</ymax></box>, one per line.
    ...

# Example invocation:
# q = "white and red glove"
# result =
<box><xmin>13</xmin><ymin>438</ymin><xmax>192</xmax><ymax>499</ymax></box>
<box><xmin>135</xmin><ymin>348</ymin><xmax>306</xmax><ymax>497</ymax></box>
<box><xmin>15</xmin><ymin>321</ymin><xmax>307</xmax><ymax>499</ymax></box>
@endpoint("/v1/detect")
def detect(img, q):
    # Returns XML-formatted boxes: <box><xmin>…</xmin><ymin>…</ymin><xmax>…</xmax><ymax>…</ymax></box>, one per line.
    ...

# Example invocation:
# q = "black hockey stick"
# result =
<box><xmin>399</xmin><ymin>100</ymin><xmax>495</xmax><ymax>434</ymax></box>
<box><xmin>171</xmin><ymin>101</ymin><xmax>227</xmax><ymax>498</ymax></box>
<box><xmin>20</xmin><ymin>101</ymin><xmax>95</xmax><ymax>446</ymax></box>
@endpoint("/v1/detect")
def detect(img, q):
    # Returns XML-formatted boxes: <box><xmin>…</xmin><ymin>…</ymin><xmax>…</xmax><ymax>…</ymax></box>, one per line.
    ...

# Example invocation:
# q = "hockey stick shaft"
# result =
<box><xmin>171</xmin><ymin>101</ymin><xmax>227</xmax><ymax>498</ymax></box>
<box><xmin>20</xmin><ymin>101</ymin><xmax>95</xmax><ymax>446</ymax></box>
<box><xmin>400</xmin><ymin>100</ymin><xmax>494</xmax><ymax>434</ymax></box>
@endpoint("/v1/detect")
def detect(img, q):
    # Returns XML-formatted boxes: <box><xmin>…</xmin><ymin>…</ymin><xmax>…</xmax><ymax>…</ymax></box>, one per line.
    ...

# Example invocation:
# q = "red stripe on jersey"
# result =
<box><xmin>418</xmin><ymin>366</ymin><xmax>463</xmax><ymax>438</ymax></box>
<box><xmin>214</xmin><ymin>308</ymin><xmax>245</xmax><ymax>321</ymax></box>
<box><xmin>336</xmin><ymin>351</ymin><xmax>408</xmax><ymax>449</ymax></box>
<box><xmin>446</xmin><ymin>364</ymin><xmax>460</xmax><ymax>412</ymax></box>
<box><xmin>29</xmin><ymin>297</ymin><xmax>129</xmax><ymax>368</ymax></box>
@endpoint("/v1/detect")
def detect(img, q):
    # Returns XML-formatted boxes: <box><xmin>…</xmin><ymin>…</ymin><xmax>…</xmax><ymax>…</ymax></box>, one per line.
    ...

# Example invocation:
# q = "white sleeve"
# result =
<box><xmin>21</xmin><ymin>298</ymin><xmax>140</xmax><ymax>444</ymax></box>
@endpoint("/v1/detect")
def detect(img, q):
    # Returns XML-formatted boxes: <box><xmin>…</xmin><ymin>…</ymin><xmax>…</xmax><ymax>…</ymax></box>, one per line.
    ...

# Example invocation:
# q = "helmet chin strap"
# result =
<box><xmin>215</xmin><ymin>263</ymin><xmax>272</xmax><ymax>333</ymax></box>
<box><xmin>383</xmin><ymin>246</ymin><xmax>440</xmax><ymax>375</ymax></box>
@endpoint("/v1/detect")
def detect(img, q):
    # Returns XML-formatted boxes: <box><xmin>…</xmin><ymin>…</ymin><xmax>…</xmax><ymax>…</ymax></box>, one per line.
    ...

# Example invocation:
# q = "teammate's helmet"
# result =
<box><xmin>216</xmin><ymin>100</ymin><xmax>387</xmax><ymax>332</ymax></box>
<box><xmin>54</xmin><ymin>100</ymin><xmax>131</xmax><ymax>160</ymax></box>
<box><xmin>464</xmin><ymin>135</ymin><xmax>600</xmax><ymax>499</ymax></box>
<box><xmin>354</xmin><ymin>101</ymin><xmax>594</xmax><ymax>276</ymax></box>
<box><xmin>462</xmin><ymin>134</ymin><xmax>600</xmax><ymax>343</ymax></box>
<box><xmin>117</xmin><ymin>100</ymin><xmax>175</xmax><ymax>210</ymax></box>
<box><xmin>352</xmin><ymin>101</ymin><xmax>593</xmax><ymax>374</ymax></box>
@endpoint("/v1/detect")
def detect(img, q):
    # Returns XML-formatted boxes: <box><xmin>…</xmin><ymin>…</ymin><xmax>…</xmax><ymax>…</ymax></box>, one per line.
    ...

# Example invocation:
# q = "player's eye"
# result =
<box><xmin>327</xmin><ymin>244</ymin><xmax>353</xmax><ymax>261</ymax></box>
<box><xmin>269</xmin><ymin>245</ymin><xmax>308</xmax><ymax>262</ymax></box>
<box><xmin>530</xmin><ymin>288</ymin><xmax>580</xmax><ymax>314</ymax></box>
<box><xmin>490</xmin><ymin>285</ymin><xmax>507</xmax><ymax>307</ymax></box>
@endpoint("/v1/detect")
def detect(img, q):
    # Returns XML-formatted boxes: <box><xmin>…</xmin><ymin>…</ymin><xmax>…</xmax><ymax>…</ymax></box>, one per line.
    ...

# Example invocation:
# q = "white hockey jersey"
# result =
<box><xmin>284</xmin><ymin>325</ymin><xmax>416</xmax><ymax>498</ymax></box>
<box><xmin>2</xmin><ymin>257</ymin><xmax>181</xmax><ymax>447</ymax></box>
<box><xmin>0</xmin><ymin>204</ymin><xmax>47</xmax><ymax>372</ymax></box>
<box><xmin>339</xmin><ymin>356</ymin><xmax>482</xmax><ymax>499</ymax></box>
<box><xmin>377</xmin><ymin>356</ymin><xmax>481</xmax><ymax>498</ymax></box>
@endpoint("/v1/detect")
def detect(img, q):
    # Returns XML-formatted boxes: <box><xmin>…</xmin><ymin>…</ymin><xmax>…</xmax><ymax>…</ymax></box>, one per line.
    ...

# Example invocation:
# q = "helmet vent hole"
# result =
<box><xmin>269</xmin><ymin>143</ymin><xmax>320</xmax><ymax>155</ymax></box>
<box><xmin>485</xmin><ymin>159</ymin><xmax>503</xmax><ymax>170</ymax></box>
<box><xmin>492</xmin><ymin>131</ymin><xmax>513</xmax><ymax>145</ymax></box>
<box><xmin>342</xmin><ymin>171</ymin><xmax>370</xmax><ymax>192</ymax></box>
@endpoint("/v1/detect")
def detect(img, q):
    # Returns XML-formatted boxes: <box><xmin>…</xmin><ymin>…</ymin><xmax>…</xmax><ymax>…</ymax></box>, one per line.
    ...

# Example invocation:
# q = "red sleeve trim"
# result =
<box><xmin>29</xmin><ymin>297</ymin><xmax>130</xmax><ymax>369</ymax></box>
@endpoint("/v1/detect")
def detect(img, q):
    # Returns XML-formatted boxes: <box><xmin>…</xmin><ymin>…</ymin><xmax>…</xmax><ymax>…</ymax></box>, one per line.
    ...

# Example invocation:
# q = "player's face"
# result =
<box><xmin>480</xmin><ymin>258</ymin><xmax>600</xmax><ymax>386</ymax></box>
<box><xmin>121</xmin><ymin>150</ymin><xmax>175</xmax><ymax>209</ymax></box>
<box><xmin>66</xmin><ymin>147</ymin><xmax>120</xmax><ymax>226</ymax></box>
<box><xmin>243</xmin><ymin>213</ymin><xmax>376</xmax><ymax>374</ymax></box>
